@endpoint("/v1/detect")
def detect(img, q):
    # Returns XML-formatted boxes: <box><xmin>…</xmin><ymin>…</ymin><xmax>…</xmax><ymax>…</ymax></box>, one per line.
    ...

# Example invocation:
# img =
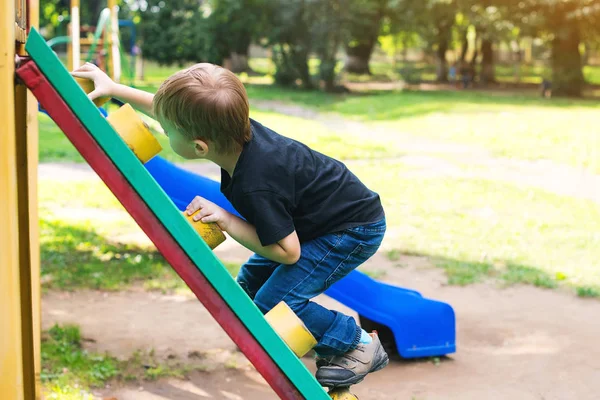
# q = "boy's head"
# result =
<box><xmin>154</xmin><ymin>63</ymin><xmax>251</xmax><ymax>159</ymax></box>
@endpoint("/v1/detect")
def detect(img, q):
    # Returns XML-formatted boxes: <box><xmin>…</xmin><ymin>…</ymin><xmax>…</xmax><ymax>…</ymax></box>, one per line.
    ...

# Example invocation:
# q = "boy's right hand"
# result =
<box><xmin>71</xmin><ymin>63</ymin><xmax>117</xmax><ymax>102</ymax></box>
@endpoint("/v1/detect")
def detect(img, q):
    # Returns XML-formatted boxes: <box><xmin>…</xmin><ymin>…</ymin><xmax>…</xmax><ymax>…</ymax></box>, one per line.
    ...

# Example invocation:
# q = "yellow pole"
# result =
<box><xmin>67</xmin><ymin>23</ymin><xmax>72</xmax><ymax>71</ymax></box>
<box><xmin>26</xmin><ymin>1</ymin><xmax>41</xmax><ymax>397</ymax></box>
<box><xmin>1</xmin><ymin>0</ymin><xmax>29</xmax><ymax>399</ymax></box>
<box><xmin>1</xmin><ymin>0</ymin><xmax>39</xmax><ymax>398</ymax></box>
<box><xmin>108</xmin><ymin>0</ymin><xmax>121</xmax><ymax>82</ymax></box>
<box><xmin>71</xmin><ymin>0</ymin><xmax>81</xmax><ymax>69</ymax></box>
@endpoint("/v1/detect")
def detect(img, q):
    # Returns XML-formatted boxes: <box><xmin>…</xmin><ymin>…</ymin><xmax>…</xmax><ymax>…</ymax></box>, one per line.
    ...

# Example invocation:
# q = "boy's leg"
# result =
<box><xmin>236</xmin><ymin>253</ymin><xmax>279</xmax><ymax>300</ymax></box>
<box><xmin>253</xmin><ymin>220</ymin><xmax>386</xmax><ymax>358</ymax></box>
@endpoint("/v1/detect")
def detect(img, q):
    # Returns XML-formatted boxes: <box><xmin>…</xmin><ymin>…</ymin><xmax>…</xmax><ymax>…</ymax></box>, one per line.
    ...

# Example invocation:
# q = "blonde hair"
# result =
<box><xmin>153</xmin><ymin>63</ymin><xmax>251</xmax><ymax>154</ymax></box>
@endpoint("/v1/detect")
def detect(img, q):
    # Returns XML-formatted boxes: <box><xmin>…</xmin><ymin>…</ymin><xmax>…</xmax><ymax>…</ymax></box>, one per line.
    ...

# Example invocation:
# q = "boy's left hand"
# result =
<box><xmin>186</xmin><ymin>196</ymin><xmax>232</xmax><ymax>232</ymax></box>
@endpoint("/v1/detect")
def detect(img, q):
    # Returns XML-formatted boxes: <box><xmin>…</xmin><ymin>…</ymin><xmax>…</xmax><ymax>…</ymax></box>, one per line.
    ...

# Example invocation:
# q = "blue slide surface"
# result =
<box><xmin>145</xmin><ymin>156</ymin><xmax>456</xmax><ymax>358</ymax></box>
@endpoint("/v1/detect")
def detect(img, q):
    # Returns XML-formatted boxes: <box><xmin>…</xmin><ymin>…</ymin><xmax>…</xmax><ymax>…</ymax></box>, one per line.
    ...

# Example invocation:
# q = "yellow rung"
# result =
<box><xmin>328</xmin><ymin>387</ymin><xmax>359</xmax><ymax>400</ymax></box>
<box><xmin>106</xmin><ymin>104</ymin><xmax>162</xmax><ymax>164</ymax></box>
<box><xmin>184</xmin><ymin>210</ymin><xmax>226</xmax><ymax>250</ymax></box>
<box><xmin>74</xmin><ymin>77</ymin><xmax>111</xmax><ymax>107</ymax></box>
<box><xmin>265</xmin><ymin>301</ymin><xmax>317</xmax><ymax>358</ymax></box>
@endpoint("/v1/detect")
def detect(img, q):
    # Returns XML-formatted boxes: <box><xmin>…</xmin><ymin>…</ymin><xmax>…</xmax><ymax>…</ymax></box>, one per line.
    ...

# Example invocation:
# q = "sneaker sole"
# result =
<box><xmin>318</xmin><ymin>353</ymin><xmax>390</xmax><ymax>389</ymax></box>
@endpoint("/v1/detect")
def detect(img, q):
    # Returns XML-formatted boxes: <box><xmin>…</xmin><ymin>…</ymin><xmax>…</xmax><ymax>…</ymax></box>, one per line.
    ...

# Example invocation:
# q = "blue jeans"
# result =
<box><xmin>237</xmin><ymin>219</ymin><xmax>386</xmax><ymax>356</ymax></box>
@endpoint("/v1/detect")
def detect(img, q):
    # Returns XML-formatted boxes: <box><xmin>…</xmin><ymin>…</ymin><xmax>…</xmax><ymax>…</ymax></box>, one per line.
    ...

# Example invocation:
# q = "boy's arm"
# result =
<box><xmin>71</xmin><ymin>63</ymin><xmax>155</xmax><ymax>117</ymax></box>
<box><xmin>226</xmin><ymin>216</ymin><xmax>301</xmax><ymax>265</ymax></box>
<box><xmin>187</xmin><ymin>196</ymin><xmax>301</xmax><ymax>265</ymax></box>
<box><xmin>112</xmin><ymin>84</ymin><xmax>155</xmax><ymax>117</ymax></box>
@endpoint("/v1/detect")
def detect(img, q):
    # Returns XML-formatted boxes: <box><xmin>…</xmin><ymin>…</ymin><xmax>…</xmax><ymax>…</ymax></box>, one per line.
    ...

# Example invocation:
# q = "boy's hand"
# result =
<box><xmin>71</xmin><ymin>63</ymin><xmax>117</xmax><ymax>101</ymax></box>
<box><xmin>186</xmin><ymin>196</ymin><xmax>232</xmax><ymax>232</ymax></box>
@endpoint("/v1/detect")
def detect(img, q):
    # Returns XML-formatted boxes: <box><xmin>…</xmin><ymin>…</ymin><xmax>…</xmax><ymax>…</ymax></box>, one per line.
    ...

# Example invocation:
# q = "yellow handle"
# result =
<box><xmin>184</xmin><ymin>210</ymin><xmax>226</xmax><ymax>250</ymax></box>
<box><xmin>74</xmin><ymin>77</ymin><xmax>111</xmax><ymax>107</ymax></box>
<box><xmin>106</xmin><ymin>104</ymin><xmax>163</xmax><ymax>164</ymax></box>
<box><xmin>265</xmin><ymin>301</ymin><xmax>317</xmax><ymax>358</ymax></box>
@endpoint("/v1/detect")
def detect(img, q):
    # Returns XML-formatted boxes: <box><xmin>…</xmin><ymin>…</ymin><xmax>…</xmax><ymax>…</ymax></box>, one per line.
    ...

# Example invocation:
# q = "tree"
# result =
<box><xmin>343</xmin><ymin>0</ymin><xmax>388</xmax><ymax>75</ymax></box>
<box><xmin>264</xmin><ymin>0</ymin><xmax>313</xmax><ymax>88</ymax></box>
<box><xmin>501</xmin><ymin>0</ymin><xmax>600</xmax><ymax>97</ymax></box>
<box><xmin>426</xmin><ymin>0</ymin><xmax>457</xmax><ymax>82</ymax></box>
<box><xmin>207</xmin><ymin>0</ymin><xmax>268</xmax><ymax>73</ymax></box>
<box><xmin>390</xmin><ymin>0</ymin><xmax>456</xmax><ymax>83</ymax></box>
<box><xmin>138</xmin><ymin>0</ymin><xmax>209</xmax><ymax>66</ymax></box>
<box><xmin>463</xmin><ymin>2</ymin><xmax>513</xmax><ymax>84</ymax></box>
<box><xmin>265</xmin><ymin>0</ymin><xmax>353</xmax><ymax>91</ymax></box>
<box><xmin>311</xmin><ymin>0</ymin><xmax>352</xmax><ymax>90</ymax></box>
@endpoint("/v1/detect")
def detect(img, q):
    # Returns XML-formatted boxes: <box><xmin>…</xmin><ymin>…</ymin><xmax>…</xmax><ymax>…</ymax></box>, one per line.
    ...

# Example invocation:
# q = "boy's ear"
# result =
<box><xmin>193</xmin><ymin>139</ymin><xmax>209</xmax><ymax>157</ymax></box>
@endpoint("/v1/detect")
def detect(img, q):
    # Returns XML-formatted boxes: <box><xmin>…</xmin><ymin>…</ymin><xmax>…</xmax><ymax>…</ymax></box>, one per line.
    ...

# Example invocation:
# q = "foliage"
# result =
<box><xmin>137</xmin><ymin>0</ymin><xmax>211</xmax><ymax>66</ymax></box>
<box><xmin>343</xmin><ymin>0</ymin><xmax>389</xmax><ymax>75</ymax></box>
<box><xmin>263</xmin><ymin>0</ymin><xmax>314</xmax><ymax>88</ymax></box>
<box><xmin>42</xmin><ymin>325</ymin><xmax>119</xmax><ymax>388</ymax></box>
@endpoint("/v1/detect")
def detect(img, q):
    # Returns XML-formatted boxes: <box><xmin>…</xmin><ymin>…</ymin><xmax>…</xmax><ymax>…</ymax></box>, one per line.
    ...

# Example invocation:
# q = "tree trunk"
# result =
<box><xmin>470</xmin><ymin>31</ymin><xmax>479</xmax><ymax>67</ymax></box>
<box><xmin>459</xmin><ymin>30</ymin><xmax>468</xmax><ymax>62</ymax></box>
<box><xmin>551</xmin><ymin>18</ymin><xmax>584</xmax><ymax>97</ymax></box>
<box><xmin>227</xmin><ymin>52</ymin><xmax>250</xmax><ymax>73</ymax></box>
<box><xmin>512</xmin><ymin>40</ymin><xmax>521</xmax><ymax>83</ymax></box>
<box><xmin>436</xmin><ymin>39</ymin><xmax>449</xmax><ymax>83</ymax></box>
<box><xmin>480</xmin><ymin>38</ymin><xmax>495</xmax><ymax>84</ymax></box>
<box><xmin>344</xmin><ymin>42</ymin><xmax>375</xmax><ymax>75</ymax></box>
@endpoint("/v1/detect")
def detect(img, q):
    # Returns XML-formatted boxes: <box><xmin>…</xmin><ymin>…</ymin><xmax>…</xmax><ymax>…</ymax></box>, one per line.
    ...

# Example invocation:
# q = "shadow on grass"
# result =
<box><xmin>41</xmin><ymin>219</ymin><xmax>170</xmax><ymax>291</ymax></box>
<box><xmin>41</xmin><ymin>219</ymin><xmax>242</xmax><ymax>292</ymax></box>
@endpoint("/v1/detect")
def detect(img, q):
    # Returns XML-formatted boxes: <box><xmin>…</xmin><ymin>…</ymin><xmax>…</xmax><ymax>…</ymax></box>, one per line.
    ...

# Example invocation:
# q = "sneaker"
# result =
<box><xmin>315</xmin><ymin>355</ymin><xmax>333</xmax><ymax>369</ymax></box>
<box><xmin>316</xmin><ymin>332</ymin><xmax>389</xmax><ymax>388</ymax></box>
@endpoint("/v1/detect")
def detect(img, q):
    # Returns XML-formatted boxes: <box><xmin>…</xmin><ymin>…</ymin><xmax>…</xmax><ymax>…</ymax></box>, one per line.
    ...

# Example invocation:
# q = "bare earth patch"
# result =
<box><xmin>43</xmin><ymin>252</ymin><xmax>600</xmax><ymax>400</ymax></box>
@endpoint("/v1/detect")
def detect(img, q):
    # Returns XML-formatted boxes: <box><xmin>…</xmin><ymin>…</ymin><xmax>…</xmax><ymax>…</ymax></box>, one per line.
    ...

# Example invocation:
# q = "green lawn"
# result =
<box><xmin>42</xmin><ymin>324</ymin><xmax>207</xmax><ymax>399</ymax></box>
<box><xmin>39</xmin><ymin>107</ymin><xmax>400</xmax><ymax>163</ymax></box>
<box><xmin>245</xmin><ymin>87</ymin><xmax>600</xmax><ymax>174</ymax></box>
<box><xmin>353</xmin><ymin>161</ymin><xmax>600</xmax><ymax>290</ymax></box>
<box><xmin>38</xmin><ymin>68</ymin><xmax>600</xmax><ymax>298</ymax></box>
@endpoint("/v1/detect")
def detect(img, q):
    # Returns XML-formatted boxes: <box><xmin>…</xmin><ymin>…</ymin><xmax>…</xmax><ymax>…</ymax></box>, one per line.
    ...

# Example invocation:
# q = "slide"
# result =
<box><xmin>145</xmin><ymin>156</ymin><xmax>456</xmax><ymax>359</ymax></box>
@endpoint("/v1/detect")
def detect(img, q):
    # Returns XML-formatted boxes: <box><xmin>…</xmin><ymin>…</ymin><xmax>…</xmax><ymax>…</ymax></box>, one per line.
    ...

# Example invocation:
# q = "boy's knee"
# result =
<box><xmin>237</xmin><ymin>278</ymin><xmax>254</xmax><ymax>300</ymax></box>
<box><xmin>254</xmin><ymin>291</ymin><xmax>307</xmax><ymax>315</ymax></box>
<box><xmin>236</xmin><ymin>269</ymin><xmax>258</xmax><ymax>300</ymax></box>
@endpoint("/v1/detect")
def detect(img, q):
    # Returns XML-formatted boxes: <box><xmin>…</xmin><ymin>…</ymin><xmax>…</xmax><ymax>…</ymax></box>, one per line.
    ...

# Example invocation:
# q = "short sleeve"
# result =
<box><xmin>238</xmin><ymin>191</ymin><xmax>295</xmax><ymax>246</ymax></box>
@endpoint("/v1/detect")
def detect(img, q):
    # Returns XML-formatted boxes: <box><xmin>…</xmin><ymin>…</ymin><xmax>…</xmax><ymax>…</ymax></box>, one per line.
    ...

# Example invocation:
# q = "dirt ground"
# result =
<box><xmin>43</xmin><ymin>250</ymin><xmax>600</xmax><ymax>400</ymax></box>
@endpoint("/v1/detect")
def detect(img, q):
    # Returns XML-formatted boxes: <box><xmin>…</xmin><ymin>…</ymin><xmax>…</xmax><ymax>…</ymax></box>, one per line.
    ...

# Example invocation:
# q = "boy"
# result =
<box><xmin>72</xmin><ymin>62</ymin><xmax>388</xmax><ymax>387</ymax></box>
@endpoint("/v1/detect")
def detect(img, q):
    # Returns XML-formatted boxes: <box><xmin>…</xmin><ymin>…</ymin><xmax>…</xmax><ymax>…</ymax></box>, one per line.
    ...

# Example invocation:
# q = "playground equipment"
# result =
<box><xmin>265</xmin><ymin>303</ymin><xmax>359</xmax><ymax>400</ymax></box>
<box><xmin>69</xmin><ymin>0</ymin><xmax>120</xmax><ymax>80</ymax></box>
<box><xmin>6</xmin><ymin>19</ymin><xmax>331</xmax><ymax>397</ymax></box>
<box><xmin>1</xmin><ymin>1</ymin><xmax>41</xmax><ymax>399</ymax></box>
<box><xmin>48</xmin><ymin>1</ymin><xmax>137</xmax><ymax>84</ymax></box>
<box><xmin>265</xmin><ymin>302</ymin><xmax>318</xmax><ymax>358</ymax></box>
<box><xmin>105</xmin><ymin>103</ymin><xmax>162</xmax><ymax>163</ymax></box>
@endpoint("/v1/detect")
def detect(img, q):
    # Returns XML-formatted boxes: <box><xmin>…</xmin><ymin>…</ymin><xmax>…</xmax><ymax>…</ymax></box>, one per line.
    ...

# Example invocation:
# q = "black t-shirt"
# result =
<box><xmin>220</xmin><ymin>119</ymin><xmax>384</xmax><ymax>246</ymax></box>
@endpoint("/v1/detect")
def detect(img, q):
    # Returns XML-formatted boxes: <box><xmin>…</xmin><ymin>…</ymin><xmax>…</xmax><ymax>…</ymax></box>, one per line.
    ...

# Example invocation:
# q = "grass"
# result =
<box><xmin>42</xmin><ymin>324</ymin><xmax>118</xmax><ymax>399</ymax></box>
<box><xmin>38</xmin><ymin>155</ymin><xmax>600</xmax><ymax>297</ymax></box>
<box><xmin>42</xmin><ymin>324</ymin><xmax>209</xmax><ymax>399</ymax></box>
<box><xmin>378</xmin><ymin>97</ymin><xmax>600</xmax><ymax>173</ymax></box>
<box><xmin>39</xmin><ymin>106</ymin><xmax>400</xmax><ymax>163</ymax></box>
<box><xmin>41</xmin><ymin>218</ymin><xmax>171</xmax><ymax>291</ymax></box>
<box><xmin>40</xmin><ymin>214</ymin><xmax>242</xmax><ymax>292</ymax></box>
<box><xmin>39</xmin><ymin>176</ymin><xmax>242</xmax><ymax>292</ymax></box>
<box><xmin>244</xmin><ymin>87</ymin><xmax>600</xmax><ymax>174</ymax></box>
<box><xmin>576</xmin><ymin>286</ymin><xmax>600</xmax><ymax>298</ymax></box>
<box><xmin>353</xmin><ymin>161</ymin><xmax>600</xmax><ymax>293</ymax></box>
<box><xmin>38</xmin><ymin>60</ymin><xmax>600</xmax><ymax>297</ymax></box>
